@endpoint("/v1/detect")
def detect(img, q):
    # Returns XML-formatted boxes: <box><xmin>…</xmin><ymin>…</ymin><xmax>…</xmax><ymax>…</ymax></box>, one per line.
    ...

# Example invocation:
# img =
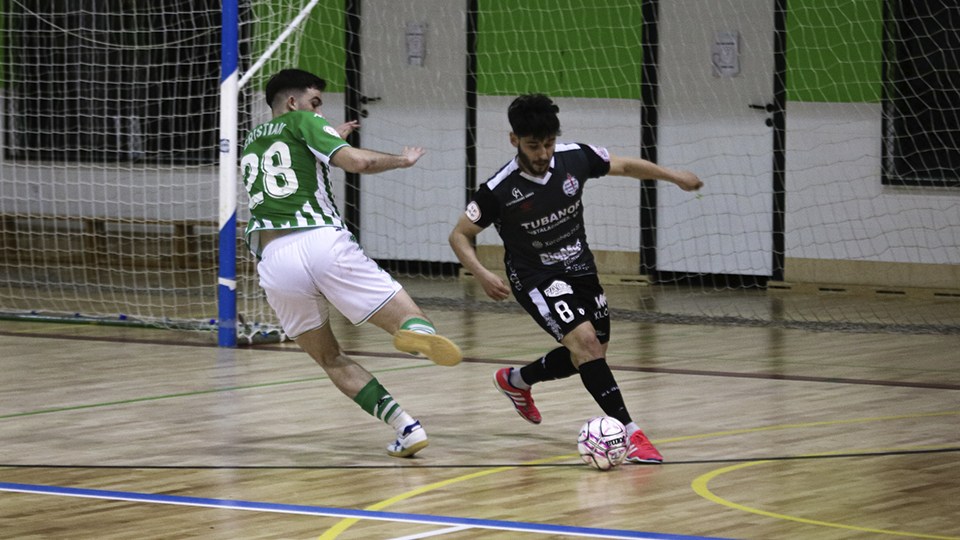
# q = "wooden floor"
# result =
<box><xmin>2</xmin><ymin>280</ymin><xmax>959</xmax><ymax>540</ymax></box>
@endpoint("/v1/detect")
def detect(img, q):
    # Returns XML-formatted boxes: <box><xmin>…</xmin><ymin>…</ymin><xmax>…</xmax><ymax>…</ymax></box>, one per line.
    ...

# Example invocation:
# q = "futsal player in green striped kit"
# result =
<box><xmin>241</xmin><ymin>69</ymin><xmax>462</xmax><ymax>458</ymax></box>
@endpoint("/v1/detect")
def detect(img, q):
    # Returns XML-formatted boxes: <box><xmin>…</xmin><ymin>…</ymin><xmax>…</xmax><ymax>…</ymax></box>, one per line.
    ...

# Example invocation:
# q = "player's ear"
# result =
<box><xmin>286</xmin><ymin>94</ymin><xmax>298</xmax><ymax>112</ymax></box>
<box><xmin>509</xmin><ymin>132</ymin><xmax>519</xmax><ymax>148</ymax></box>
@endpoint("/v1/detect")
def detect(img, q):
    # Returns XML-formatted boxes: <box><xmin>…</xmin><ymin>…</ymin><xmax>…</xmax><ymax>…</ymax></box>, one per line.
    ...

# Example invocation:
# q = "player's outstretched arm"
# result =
<box><xmin>449</xmin><ymin>215</ymin><xmax>511</xmax><ymax>301</ymax></box>
<box><xmin>331</xmin><ymin>145</ymin><xmax>426</xmax><ymax>175</ymax></box>
<box><xmin>607</xmin><ymin>154</ymin><xmax>703</xmax><ymax>192</ymax></box>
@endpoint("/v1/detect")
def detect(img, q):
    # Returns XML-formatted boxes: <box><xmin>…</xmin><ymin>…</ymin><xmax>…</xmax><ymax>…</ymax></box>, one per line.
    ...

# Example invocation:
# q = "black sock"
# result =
<box><xmin>519</xmin><ymin>347</ymin><xmax>579</xmax><ymax>385</ymax></box>
<box><xmin>578</xmin><ymin>358</ymin><xmax>632</xmax><ymax>426</ymax></box>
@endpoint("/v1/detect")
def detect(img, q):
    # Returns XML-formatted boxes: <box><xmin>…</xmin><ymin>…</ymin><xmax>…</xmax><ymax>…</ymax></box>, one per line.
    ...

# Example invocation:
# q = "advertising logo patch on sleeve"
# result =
<box><xmin>324</xmin><ymin>125</ymin><xmax>342</xmax><ymax>139</ymax></box>
<box><xmin>587</xmin><ymin>144</ymin><xmax>610</xmax><ymax>161</ymax></box>
<box><xmin>465</xmin><ymin>201</ymin><xmax>482</xmax><ymax>222</ymax></box>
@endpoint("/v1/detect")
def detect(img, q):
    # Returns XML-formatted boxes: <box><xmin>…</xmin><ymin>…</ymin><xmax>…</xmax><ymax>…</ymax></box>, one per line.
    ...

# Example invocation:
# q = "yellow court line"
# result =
<box><xmin>692</xmin><ymin>445</ymin><xmax>960</xmax><ymax>540</ymax></box>
<box><xmin>317</xmin><ymin>455</ymin><xmax>571</xmax><ymax>540</ymax></box>
<box><xmin>319</xmin><ymin>410</ymin><xmax>960</xmax><ymax>540</ymax></box>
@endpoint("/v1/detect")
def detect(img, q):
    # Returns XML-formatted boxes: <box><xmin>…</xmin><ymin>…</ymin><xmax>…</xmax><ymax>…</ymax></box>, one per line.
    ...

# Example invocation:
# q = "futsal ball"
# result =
<box><xmin>578</xmin><ymin>416</ymin><xmax>628</xmax><ymax>470</ymax></box>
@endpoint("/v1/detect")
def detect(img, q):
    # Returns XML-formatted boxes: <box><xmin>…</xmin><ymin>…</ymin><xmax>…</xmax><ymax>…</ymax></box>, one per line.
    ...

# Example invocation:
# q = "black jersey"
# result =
<box><xmin>466</xmin><ymin>142</ymin><xmax>611</xmax><ymax>292</ymax></box>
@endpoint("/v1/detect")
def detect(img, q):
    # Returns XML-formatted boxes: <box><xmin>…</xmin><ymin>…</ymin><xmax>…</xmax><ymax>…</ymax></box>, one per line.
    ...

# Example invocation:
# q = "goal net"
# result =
<box><xmin>313</xmin><ymin>0</ymin><xmax>959</xmax><ymax>334</ymax></box>
<box><xmin>1</xmin><ymin>0</ymin><xmax>958</xmax><ymax>340</ymax></box>
<box><xmin>0</xmin><ymin>0</ymin><xmax>311</xmax><ymax>340</ymax></box>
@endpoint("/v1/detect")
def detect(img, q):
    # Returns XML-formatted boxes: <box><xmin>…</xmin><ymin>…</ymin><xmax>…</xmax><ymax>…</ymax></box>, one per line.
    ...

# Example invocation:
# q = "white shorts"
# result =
<box><xmin>257</xmin><ymin>227</ymin><xmax>402</xmax><ymax>338</ymax></box>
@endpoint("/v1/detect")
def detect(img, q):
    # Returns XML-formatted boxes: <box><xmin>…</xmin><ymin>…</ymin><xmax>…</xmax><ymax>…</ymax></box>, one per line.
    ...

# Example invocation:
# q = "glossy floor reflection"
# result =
<box><xmin>2</xmin><ymin>278</ymin><xmax>959</xmax><ymax>540</ymax></box>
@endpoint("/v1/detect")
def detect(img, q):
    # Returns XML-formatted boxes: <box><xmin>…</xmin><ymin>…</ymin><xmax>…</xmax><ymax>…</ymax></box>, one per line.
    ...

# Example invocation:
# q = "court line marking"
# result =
<box><xmin>317</xmin><ymin>411</ymin><xmax>960</xmax><ymax>540</ymax></box>
<box><xmin>3</xmin><ymin>417</ymin><xmax>955</xmax><ymax>539</ymax></box>
<box><xmin>0</xmin><ymin>481</ymin><xmax>735</xmax><ymax>540</ymax></box>
<box><xmin>692</xmin><ymin>438</ymin><xmax>960</xmax><ymax>540</ymax></box>
<box><xmin>4</xmin><ymin>328</ymin><xmax>957</xmax><ymax>538</ymax></box>
<box><xmin>0</xmin><ymin>363</ymin><xmax>436</xmax><ymax>420</ymax></box>
<box><xmin>315</xmin><ymin>465</ymin><xmax>513</xmax><ymax>539</ymax></box>
<box><xmin>5</xmin><ymin>328</ymin><xmax>959</xmax><ymax>391</ymax></box>
<box><xmin>385</xmin><ymin>525</ymin><xmax>469</xmax><ymax>540</ymax></box>
<box><xmin>1</xmin><ymin>446</ymin><xmax>955</xmax><ymax>470</ymax></box>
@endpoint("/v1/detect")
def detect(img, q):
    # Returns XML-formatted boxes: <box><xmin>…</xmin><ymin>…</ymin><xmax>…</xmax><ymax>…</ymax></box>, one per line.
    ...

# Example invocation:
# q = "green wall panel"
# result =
<box><xmin>786</xmin><ymin>0</ymin><xmax>882</xmax><ymax>103</ymax></box>
<box><xmin>0</xmin><ymin>2</ymin><xmax>894</xmax><ymax>103</ymax></box>
<box><xmin>476</xmin><ymin>1</ymin><xmax>883</xmax><ymax>104</ymax></box>
<box><xmin>476</xmin><ymin>1</ymin><xmax>645</xmax><ymax>99</ymax></box>
<box><xmin>242</xmin><ymin>2</ymin><xmax>345</xmax><ymax>95</ymax></box>
<box><xmin>297</xmin><ymin>3</ymin><xmax>346</xmax><ymax>92</ymax></box>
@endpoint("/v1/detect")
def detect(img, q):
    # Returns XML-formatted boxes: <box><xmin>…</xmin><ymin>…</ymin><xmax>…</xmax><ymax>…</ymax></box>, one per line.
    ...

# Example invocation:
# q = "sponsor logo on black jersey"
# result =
<box><xmin>542</xmin><ymin>223</ymin><xmax>581</xmax><ymax>247</ymax></box>
<box><xmin>562</xmin><ymin>174</ymin><xmax>580</xmax><ymax>196</ymax></box>
<box><xmin>594</xmin><ymin>296</ymin><xmax>609</xmax><ymax>318</ymax></box>
<box><xmin>520</xmin><ymin>200</ymin><xmax>581</xmax><ymax>233</ymax></box>
<box><xmin>506</xmin><ymin>187</ymin><xmax>533</xmax><ymax>207</ymax></box>
<box><xmin>543</xmin><ymin>280</ymin><xmax>573</xmax><ymax>297</ymax></box>
<box><xmin>539</xmin><ymin>239</ymin><xmax>583</xmax><ymax>265</ymax></box>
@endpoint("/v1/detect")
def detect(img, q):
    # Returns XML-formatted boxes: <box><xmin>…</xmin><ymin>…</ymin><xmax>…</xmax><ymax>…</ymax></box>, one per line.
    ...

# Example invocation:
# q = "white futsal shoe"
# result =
<box><xmin>387</xmin><ymin>421</ymin><xmax>428</xmax><ymax>458</ymax></box>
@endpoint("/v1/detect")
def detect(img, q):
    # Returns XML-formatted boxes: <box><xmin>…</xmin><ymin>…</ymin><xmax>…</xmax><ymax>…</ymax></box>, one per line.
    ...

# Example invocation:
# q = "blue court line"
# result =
<box><xmin>0</xmin><ymin>482</ymin><xmax>738</xmax><ymax>540</ymax></box>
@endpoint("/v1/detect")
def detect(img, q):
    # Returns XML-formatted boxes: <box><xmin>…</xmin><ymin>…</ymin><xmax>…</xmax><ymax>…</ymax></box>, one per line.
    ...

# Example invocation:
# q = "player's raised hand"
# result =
<box><xmin>336</xmin><ymin>120</ymin><xmax>360</xmax><ymax>139</ymax></box>
<box><xmin>673</xmin><ymin>170</ymin><xmax>703</xmax><ymax>192</ymax></box>
<box><xmin>399</xmin><ymin>146</ymin><xmax>426</xmax><ymax>168</ymax></box>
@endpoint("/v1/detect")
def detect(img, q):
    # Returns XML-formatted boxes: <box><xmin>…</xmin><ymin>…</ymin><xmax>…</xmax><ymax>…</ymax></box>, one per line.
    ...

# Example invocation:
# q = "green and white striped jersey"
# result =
<box><xmin>240</xmin><ymin>110</ymin><xmax>350</xmax><ymax>258</ymax></box>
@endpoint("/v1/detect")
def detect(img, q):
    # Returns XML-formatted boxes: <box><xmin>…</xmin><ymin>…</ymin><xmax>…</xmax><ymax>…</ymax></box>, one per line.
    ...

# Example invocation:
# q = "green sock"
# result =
<box><xmin>401</xmin><ymin>317</ymin><xmax>436</xmax><ymax>334</ymax></box>
<box><xmin>353</xmin><ymin>378</ymin><xmax>403</xmax><ymax>425</ymax></box>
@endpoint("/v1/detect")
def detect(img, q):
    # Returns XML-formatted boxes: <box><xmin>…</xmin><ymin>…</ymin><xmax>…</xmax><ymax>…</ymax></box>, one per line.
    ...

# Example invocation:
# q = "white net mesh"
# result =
<box><xmin>0</xmin><ymin>0</ymin><xmax>312</xmax><ymax>339</ymax></box>
<box><xmin>466</xmin><ymin>0</ymin><xmax>960</xmax><ymax>332</ymax></box>
<box><xmin>2</xmin><ymin>1</ymin><xmax>958</xmax><ymax>339</ymax></box>
<box><xmin>1</xmin><ymin>0</ymin><xmax>222</xmax><ymax>329</ymax></box>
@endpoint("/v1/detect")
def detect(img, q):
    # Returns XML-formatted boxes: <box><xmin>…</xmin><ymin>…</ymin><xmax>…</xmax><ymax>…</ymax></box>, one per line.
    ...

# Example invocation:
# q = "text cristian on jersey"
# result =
<box><xmin>243</xmin><ymin>121</ymin><xmax>289</xmax><ymax>147</ymax></box>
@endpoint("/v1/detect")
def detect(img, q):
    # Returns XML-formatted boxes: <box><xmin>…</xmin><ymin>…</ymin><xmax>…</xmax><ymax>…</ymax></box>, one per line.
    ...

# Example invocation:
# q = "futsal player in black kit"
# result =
<box><xmin>449</xmin><ymin>94</ymin><xmax>703</xmax><ymax>463</ymax></box>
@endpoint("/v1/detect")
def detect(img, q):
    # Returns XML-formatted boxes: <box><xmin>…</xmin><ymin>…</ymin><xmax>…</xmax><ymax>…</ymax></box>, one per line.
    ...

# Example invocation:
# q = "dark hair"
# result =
<box><xmin>264</xmin><ymin>69</ymin><xmax>327</xmax><ymax>107</ymax></box>
<box><xmin>507</xmin><ymin>93</ymin><xmax>561</xmax><ymax>139</ymax></box>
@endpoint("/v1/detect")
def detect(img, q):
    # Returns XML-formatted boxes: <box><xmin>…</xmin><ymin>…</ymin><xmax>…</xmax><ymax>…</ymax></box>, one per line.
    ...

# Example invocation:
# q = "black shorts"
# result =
<box><xmin>513</xmin><ymin>274</ymin><xmax>610</xmax><ymax>344</ymax></box>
